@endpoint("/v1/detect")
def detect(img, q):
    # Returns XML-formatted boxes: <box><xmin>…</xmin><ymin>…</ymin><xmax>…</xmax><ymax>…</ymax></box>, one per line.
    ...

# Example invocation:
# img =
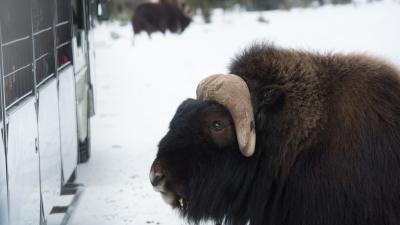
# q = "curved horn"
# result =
<box><xmin>196</xmin><ymin>74</ymin><xmax>256</xmax><ymax>157</ymax></box>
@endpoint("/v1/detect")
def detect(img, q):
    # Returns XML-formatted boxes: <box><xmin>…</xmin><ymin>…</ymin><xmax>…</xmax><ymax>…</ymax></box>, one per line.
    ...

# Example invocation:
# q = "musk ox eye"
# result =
<box><xmin>211</xmin><ymin>120</ymin><xmax>225</xmax><ymax>131</ymax></box>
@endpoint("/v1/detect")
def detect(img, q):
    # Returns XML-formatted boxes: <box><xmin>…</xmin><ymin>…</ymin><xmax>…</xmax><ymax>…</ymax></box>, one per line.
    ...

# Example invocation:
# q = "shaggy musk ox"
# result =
<box><xmin>150</xmin><ymin>43</ymin><xmax>400</xmax><ymax>225</ymax></box>
<box><xmin>131</xmin><ymin>0</ymin><xmax>191</xmax><ymax>37</ymax></box>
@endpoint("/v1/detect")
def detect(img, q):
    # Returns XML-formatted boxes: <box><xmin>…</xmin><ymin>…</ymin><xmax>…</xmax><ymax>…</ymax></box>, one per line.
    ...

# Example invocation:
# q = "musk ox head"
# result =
<box><xmin>150</xmin><ymin>75</ymin><xmax>264</xmax><ymax>224</ymax></box>
<box><xmin>150</xmin><ymin>43</ymin><xmax>400</xmax><ymax>225</ymax></box>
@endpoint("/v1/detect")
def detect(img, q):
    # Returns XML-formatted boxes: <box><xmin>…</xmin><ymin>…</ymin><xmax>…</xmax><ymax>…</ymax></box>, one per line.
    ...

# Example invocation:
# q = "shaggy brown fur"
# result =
<box><xmin>152</xmin><ymin>43</ymin><xmax>400</xmax><ymax>225</ymax></box>
<box><xmin>229</xmin><ymin>44</ymin><xmax>400</xmax><ymax>224</ymax></box>
<box><xmin>230</xmin><ymin>44</ymin><xmax>400</xmax><ymax>175</ymax></box>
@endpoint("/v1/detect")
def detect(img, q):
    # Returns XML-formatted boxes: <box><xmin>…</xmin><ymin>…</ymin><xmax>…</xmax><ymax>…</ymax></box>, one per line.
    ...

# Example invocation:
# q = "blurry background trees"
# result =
<box><xmin>108</xmin><ymin>0</ymin><xmax>363</xmax><ymax>22</ymax></box>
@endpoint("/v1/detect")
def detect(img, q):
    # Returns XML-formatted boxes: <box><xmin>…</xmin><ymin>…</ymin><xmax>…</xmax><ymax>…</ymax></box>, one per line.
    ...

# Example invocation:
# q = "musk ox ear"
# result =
<box><xmin>257</xmin><ymin>85</ymin><xmax>285</xmax><ymax>112</ymax></box>
<box><xmin>196</xmin><ymin>74</ymin><xmax>256</xmax><ymax>157</ymax></box>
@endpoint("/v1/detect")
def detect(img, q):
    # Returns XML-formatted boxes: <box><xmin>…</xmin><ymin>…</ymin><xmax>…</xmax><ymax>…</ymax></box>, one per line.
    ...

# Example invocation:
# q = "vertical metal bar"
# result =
<box><xmin>83</xmin><ymin>0</ymin><xmax>90</xmax><ymax>69</ymax></box>
<box><xmin>71</xmin><ymin>0</ymin><xmax>80</xmax><ymax>168</ymax></box>
<box><xmin>0</xmin><ymin>21</ymin><xmax>10</xmax><ymax>225</ymax></box>
<box><xmin>29</xmin><ymin>1</ymin><xmax>44</xmax><ymax>225</ymax></box>
<box><xmin>54</xmin><ymin>0</ymin><xmax>59</xmax><ymax>76</ymax></box>
<box><xmin>31</xmin><ymin>0</ymin><xmax>38</xmax><ymax>103</ymax></box>
<box><xmin>54</xmin><ymin>0</ymin><xmax>66</xmax><ymax>186</ymax></box>
<box><xmin>70</xmin><ymin>0</ymin><xmax>76</xmax><ymax>67</ymax></box>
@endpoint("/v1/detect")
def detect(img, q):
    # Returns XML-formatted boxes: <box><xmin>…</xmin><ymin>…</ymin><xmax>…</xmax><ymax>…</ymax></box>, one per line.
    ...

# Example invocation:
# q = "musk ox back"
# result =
<box><xmin>131</xmin><ymin>1</ymin><xmax>191</xmax><ymax>36</ymax></box>
<box><xmin>150</xmin><ymin>43</ymin><xmax>400</xmax><ymax>225</ymax></box>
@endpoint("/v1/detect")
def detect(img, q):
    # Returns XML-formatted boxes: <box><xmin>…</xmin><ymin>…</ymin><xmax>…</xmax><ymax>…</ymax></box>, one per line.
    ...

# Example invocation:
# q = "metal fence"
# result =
<box><xmin>0</xmin><ymin>0</ymin><xmax>73</xmax><ymax>109</ymax></box>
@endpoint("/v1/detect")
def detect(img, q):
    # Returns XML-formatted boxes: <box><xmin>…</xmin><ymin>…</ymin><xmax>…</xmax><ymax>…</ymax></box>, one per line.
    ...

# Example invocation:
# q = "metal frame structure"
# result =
<box><xmin>0</xmin><ymin>0</ymin><xmax>100</xmax><ymax>224</ymax></box>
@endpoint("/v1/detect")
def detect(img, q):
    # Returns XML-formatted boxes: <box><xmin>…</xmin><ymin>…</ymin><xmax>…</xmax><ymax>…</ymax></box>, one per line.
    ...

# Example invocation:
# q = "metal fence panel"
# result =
<box><xmin>0</xmin><ymin>0</ymin><xmax>31</xmax><ymax>44</ymax></box>
<box><xmin>38</xmin><ymin>78</ymin><xmax>62</xmax><ymax>217</ymax></box>
<box><xmin>0</xmin><ymin>0</ymin><xmax>34</xmax><ymax>108</ymax></box>
<box><xmin>7</xmin><ymin>97</ymin><xmax>40</xmax><ymax>225</ymax></box>
<box><xmin>32</xmin><ymin>0</ymin><xmax>56</xmax><ymax>85</ymax></box>
<box><xmin>56</xmin><ymin>0</ymin><xmax>73</xmax><ymax>70</ymax></box>
<box><xmin>58</xmin><ymin>66</ymin><xmax>78</xmax><ymax>184</ymax></box>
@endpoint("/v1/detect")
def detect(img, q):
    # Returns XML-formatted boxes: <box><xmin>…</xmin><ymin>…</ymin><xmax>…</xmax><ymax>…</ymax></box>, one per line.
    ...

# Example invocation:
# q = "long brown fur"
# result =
<box><xmin>230</xmin><ymin>43</ymin><xmax>400</xmax><ymax>175</ymax></box>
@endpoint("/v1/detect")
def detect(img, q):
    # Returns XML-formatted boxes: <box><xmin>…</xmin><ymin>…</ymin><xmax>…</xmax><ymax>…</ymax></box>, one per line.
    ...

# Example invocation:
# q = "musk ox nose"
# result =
<box><xmin>150</xmin><ymin>170</ymin><xmax>165</xmax><ymax>187</ymax></box>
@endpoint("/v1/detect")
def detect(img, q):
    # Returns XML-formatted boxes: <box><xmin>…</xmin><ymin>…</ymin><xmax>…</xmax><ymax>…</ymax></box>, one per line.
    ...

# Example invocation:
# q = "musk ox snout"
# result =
<box><xmin>149</xmin><ymin>161</ymin><xmax>184</xmax><ymax>207</ymax></box>
<box><xmin>149</xmin><ymin>162</ymin><xmax>165</xmax><ymax>187</ymax></box>
<box><xmin>149</xmin><ymin>159</ymin><xmax>188</xmax><ymax>208</ymax></box>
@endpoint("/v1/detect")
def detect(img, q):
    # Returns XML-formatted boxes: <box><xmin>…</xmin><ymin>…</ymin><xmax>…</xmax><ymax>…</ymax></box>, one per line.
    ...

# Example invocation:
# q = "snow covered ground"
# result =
<box><xmin>68</xmin><ymin>1</ymin><xmax>400</xmax><ymax>225</ymax></box>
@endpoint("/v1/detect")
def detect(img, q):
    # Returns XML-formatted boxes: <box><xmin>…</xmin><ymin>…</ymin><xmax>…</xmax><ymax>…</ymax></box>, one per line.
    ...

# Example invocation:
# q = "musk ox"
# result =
<box><xmin>131</xmin><ymin>0</ymin><xmax>191</xmax><ymax>37</ymax></box>
<box><xmin>150</xmin><ymin>43</ymin><xmax>400</xmax><ymax>225</ymax></box>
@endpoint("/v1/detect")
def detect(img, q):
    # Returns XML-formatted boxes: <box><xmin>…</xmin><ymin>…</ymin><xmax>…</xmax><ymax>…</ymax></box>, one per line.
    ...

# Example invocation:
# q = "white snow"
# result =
<box><xmin>68</xmin><ymin>1</ymin><xmax>400</xmax><ymax>225</ymax></box>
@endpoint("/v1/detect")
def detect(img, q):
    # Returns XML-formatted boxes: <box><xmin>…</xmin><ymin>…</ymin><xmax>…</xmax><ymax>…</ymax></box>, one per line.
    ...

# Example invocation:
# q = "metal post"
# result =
<box><xmin>0</xmin><ymin>22</ymin><xmax>10</xmax><ymax>225</ymax></box>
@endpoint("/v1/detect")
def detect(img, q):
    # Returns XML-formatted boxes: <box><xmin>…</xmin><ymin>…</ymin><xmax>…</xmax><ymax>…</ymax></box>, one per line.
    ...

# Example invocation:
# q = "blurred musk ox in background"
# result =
<box><xmin>150</xmin><ymin>43</ymin><xmax>400</xmax><ymax>225</ymax></box>
<box><xmin>132</xmin><ymin>0</ymin><xmax>192</xmax><ymax>37</ymax></box>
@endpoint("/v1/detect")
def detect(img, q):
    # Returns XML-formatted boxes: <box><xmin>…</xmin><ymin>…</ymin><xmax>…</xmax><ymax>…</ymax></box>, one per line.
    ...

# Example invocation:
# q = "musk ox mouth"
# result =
<box><xmin>150</xmin><ymin>170</ymin><xmax>187</xmax><ymax>210</ymax></box>
<box><xmin>158</xmin><ymin>190</ymin><xmax>186</xmax><ymax>210</ymax></box>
